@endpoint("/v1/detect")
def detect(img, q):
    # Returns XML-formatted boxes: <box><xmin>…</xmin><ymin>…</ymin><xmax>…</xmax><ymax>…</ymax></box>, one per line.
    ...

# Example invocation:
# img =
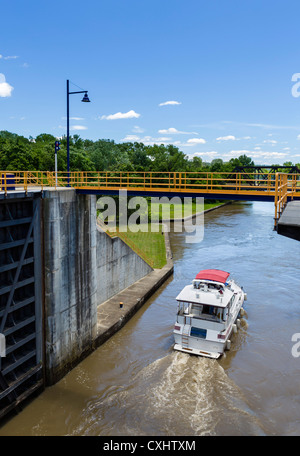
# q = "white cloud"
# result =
<box><xmin>216</xmin><ymin>135</ymin><xmax>237</xmax><ymax>141</ymax></box>
<box><xmin>158</xmin><ymin>127</ymin><xmax>198</xmax><ymax>135</ymax></box>
<box><xmin>121</xmin><ymin>135</ymin><xmax>141</xmax><ymax>142</ymax></box>
<box><xmin>245</xmin><ymin>122</ymin><xmax>298</xmax><ymax>130</ymax></box>
<box><xmin>101</xmin><ymin>110</ymin><xmax>140</xmax><ymax>120</ymax></box>
<box><xmin>297</xmin><ymin>135</ymin><xmax>300</xmax><ymax>140</ymax></box>
<box><xmin>189</xmin><ymin>151</ymin><xmax>218</xmax><ymax>159</ymax></box>
<box><xmin>223</xmin><ymin>149</ymin><xmax>289</xmax><ymax>159</ymax></box>
<box><xmin>186</xmin><ymin>138</ymin><xmax>206</xmax><ymax>145</ymax></box>
<box><xmin>70</xmin><ymin>125</ymin><xmax>87</xmax><ymax>131</ymax></box>
<box><xmin>222</xmin><ymin>150</ymin><xmax>254</xmax><ymax>159</ymax></box>
<box><xmin>159</xmin><ymin>101</ymin><xmax>181</xmax><ymax>106</ymax></box>
<box><xmin>9</xmin><ymin>116</ymin><xmax>25</xmax><ymax>121</ymax></box>
<box><xmin>0</xmin><ymin>73</ymin><xmax>13</xmax><ymax>97</ymax></box>
<box><xmin>132</xmin><ymin>125</ymin><xmax>145</xmax><ymax>133</ymax></box>
<box><xmin>121</xmin><ymin>134</ymin><xmax>172</xmax><ymax>145</ymax></box>
<box><xmin>216</xmin><ymin>135</ymin><xmax>252</xmax><ymax>141</ymax></box>
<box><xmin>0</xmin><ymin>55</ymin><xmax>18</xmax><ymax>59</ymax></box>
<box><xmin>159</xmin><ymin>127</ymin><xmax>179</xmax><ymax>134</ymax></box>
<box><xmin>258</xmin><ymin>151</ymin><xmax>289</xmax><ymax>158</ymax></box>
<box><xmin>263</xmin><ymin>139</ymin><xmax>277</xmax><ymax>144</ymax></box>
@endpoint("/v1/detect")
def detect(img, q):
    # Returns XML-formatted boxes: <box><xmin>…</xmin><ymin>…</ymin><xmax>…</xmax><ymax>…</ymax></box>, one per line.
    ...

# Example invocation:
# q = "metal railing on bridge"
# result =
<box><xmin>1</xmin><ymin>170</ymin><xmax>300</xmax><ymax>228</ymax></box>
<box><xmin>274</xmin><ymin>173</ymin><xmax>299</xmax><ymax>228</ymax></box>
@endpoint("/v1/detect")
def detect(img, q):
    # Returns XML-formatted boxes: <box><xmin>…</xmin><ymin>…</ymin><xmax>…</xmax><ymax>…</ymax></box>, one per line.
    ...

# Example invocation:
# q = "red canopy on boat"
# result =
<box><xmin>195</xmin><ymin>269</ymin><xmax>230</xmax><ymax>283</ymax></box>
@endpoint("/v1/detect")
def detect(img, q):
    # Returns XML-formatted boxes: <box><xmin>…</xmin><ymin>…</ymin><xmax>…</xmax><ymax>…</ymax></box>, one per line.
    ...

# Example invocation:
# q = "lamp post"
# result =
<box><xmin>66</xmin><ymin>79</ymin><xmax>90</xmax><ymax>185</ymax></box>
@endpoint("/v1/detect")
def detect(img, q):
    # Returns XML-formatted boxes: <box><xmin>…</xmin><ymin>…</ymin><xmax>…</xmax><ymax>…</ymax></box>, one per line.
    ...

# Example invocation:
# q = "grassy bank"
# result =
<box><xmin>102</xmin><ymin>200</ymin><xmax>226</xmax><ymax>269</ymax></box>
<box><xmin>119</xmin><ymin>224</ymin><xmax>167</xmax><ymax>269</ymax></box>
<box><xmin>149</xmin><ymin>200</ymin><xmax>224</xmax><ymax>220</ymax></box>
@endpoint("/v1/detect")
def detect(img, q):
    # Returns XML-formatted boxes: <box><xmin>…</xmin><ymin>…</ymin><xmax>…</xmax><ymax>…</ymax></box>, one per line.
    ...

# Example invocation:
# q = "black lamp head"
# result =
<box><xmin>81</xmin><ymin>92</ymin><xmax>90</xmax><ymax>102</ymax></box>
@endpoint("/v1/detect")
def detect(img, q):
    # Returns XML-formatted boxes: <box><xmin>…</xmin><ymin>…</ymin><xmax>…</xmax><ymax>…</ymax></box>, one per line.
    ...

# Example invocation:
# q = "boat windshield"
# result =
<box><xmin>177</xmin><ymin>301</ymin><xmax>228</xmax><ymax>322</ymax></box>
<box><xmin>191</xmin><ymin>303</ymin><xmax>228</xmax><ymax>322</ymax></box>
<box><xmin>193</xmin><ymin>280</ymin><xmax>225</xmax><ymax>292</ymax></box>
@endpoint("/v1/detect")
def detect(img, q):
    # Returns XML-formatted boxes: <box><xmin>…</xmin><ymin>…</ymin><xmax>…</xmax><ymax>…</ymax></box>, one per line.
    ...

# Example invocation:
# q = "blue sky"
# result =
<box><xmin>1</xmin><ymin>0</ymin><xmax>300</xmax><ymax>164</ymax></box>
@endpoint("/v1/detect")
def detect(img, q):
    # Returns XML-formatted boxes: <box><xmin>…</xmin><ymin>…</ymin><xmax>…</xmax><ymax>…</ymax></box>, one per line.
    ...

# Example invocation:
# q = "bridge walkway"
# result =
<box><xmin>1</xmin><ymin>171</ymin><xmax>300</xmax><ymax>229</ymax></box>
<box><xmin>276</xmin><ymin>200</ymin><xmax>300</xmax><ymax>241</ymax></box>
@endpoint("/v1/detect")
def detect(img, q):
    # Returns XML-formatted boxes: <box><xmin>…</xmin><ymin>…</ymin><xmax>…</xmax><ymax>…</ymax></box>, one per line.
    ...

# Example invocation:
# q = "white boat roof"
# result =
<box><xmin>176</xmin><ymin>284</ymin><xmax>234</xmax><ymax>308</ymax></box>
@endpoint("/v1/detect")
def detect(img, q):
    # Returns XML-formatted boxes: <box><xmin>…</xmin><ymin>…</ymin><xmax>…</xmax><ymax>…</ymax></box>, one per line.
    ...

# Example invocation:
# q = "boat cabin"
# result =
<box><xmin>177</xmin><ymin>300</ymin><xmax>229</xmax><ymax>322</ymax></box>
<box><xmin>176</xmin><ymin>270</ymin><xmax>235</xmax><ymax>324</ymax></box>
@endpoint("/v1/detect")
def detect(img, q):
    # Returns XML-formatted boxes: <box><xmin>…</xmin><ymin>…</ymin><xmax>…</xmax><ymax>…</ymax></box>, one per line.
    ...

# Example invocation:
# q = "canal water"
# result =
<box><xmin>1</xmin><ymin>201</ymin><xmax>300</xmax><ymax>436</ymax></box>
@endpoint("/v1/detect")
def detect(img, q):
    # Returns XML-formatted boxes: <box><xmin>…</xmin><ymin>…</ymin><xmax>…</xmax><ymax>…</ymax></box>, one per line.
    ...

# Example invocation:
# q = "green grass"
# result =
<box><xmin>119</xmin><ymin>223</ymin><xmax>167</xmax><ymax>269</ymax></box>
<box><xmin>100</xmin><ymin>200</ymin><xmax>226</xmax><ymax>269</ymax></box>
<box><xmin>149</xmin><ymin>200</ymin><xmax>223</xmax><ymax>220</ymax></box>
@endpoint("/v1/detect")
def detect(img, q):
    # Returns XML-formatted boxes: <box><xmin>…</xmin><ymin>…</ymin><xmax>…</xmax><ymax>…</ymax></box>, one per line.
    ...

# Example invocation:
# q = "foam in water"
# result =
<box><xmin>70</xmin><ymin>352</ymin><xmax>265</xmax><ymax>436</ymax></box>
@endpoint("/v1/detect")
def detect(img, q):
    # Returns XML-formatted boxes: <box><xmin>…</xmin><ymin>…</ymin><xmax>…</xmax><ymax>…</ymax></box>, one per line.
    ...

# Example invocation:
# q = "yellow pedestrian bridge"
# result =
<box><xmin>1</xmin><ymin>170</ymin><xmax>300</xmax><ymax>229</ymax></box>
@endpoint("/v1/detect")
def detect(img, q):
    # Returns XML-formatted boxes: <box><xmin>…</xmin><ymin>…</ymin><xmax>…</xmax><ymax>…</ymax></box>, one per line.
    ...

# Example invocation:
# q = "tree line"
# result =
<box><xmin>0</xmin><ymin>130</ymin><xmax>298</xmax><ymax>173</ymax></box>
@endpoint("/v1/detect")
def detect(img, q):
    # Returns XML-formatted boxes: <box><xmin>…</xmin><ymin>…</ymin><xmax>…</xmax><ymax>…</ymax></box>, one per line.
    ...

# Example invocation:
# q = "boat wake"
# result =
<box><xmin>70</xmin><ymin>351</ymin><xmax>265</xmax><ymax>436</ymax></box>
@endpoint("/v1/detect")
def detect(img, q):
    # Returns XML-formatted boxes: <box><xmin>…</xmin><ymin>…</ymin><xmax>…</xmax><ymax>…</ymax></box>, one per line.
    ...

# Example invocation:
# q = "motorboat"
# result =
<box><xmin>173</xmin><ymin>269</ymin><xmax>246</xmax><ymax>358</ymax></box>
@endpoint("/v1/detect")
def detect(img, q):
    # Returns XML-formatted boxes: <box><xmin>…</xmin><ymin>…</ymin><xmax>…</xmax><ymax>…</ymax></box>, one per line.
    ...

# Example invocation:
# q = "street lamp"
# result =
<box><xmin>66</xmin><ymin>79</ymin><xmax>90</xmax><ymax>185</ymax></box>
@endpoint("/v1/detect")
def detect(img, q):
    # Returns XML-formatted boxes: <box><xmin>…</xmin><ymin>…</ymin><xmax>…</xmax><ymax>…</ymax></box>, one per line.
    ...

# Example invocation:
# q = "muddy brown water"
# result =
<box><xmin>1</xmin><ymin>201</ymin><xmax>300</xmax><ymax>436</ymax></box>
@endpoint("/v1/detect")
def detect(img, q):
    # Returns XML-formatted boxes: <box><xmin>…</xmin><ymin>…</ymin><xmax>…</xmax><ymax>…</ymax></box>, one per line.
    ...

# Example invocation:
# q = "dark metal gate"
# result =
<box><xmin>0</xmin><ymin>193</ymin><xmax>44</xmax><ymax>419</ymax></box>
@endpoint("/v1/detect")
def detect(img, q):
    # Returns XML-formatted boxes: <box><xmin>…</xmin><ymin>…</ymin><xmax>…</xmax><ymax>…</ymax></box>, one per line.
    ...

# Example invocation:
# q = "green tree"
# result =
<box><xmin>210</xmin><ymin>158</ymin><xmax>224</xmax><ymax>172</ymax></box>
<box><xmin>147</xmin><ymin>144</ymin><xmax>189</xmax><ymax>172</ymax></box>
<box><xmin>189</xmin><ymin>156</ymin><xmax>203</xmax><ymax>172</ymax></box>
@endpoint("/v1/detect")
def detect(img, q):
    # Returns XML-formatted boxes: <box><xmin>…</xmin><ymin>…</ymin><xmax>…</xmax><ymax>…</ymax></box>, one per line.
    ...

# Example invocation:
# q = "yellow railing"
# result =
<box><xmin>60</xmin><ymin>170</ymin><xmax>288</xmax><ymax>194</ymax></box>
<box><xmin>1</xmin><ymin>170</ymin><xmax>299</xmax><ymax>194</ymax></box>
<box><xmin>0</xmin><ymin>171</ymin><xmax>50</xmax><ymax>192</ymax></box>
<box><xmin>274</xmin><ymin>172</ymin><xmax>299</xmax><ymax>228</ymax></box>
<box><xmin>1</xmin><ymin>171</ymin><xmax>299</xmax><ymax>228</ymax></box>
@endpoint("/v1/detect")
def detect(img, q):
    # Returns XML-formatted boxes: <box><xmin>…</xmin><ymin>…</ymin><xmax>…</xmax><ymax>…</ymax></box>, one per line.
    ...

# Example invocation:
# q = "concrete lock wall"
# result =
<box><xmin>96</xmin><ymin>227</ymin><xmax>153</xmax><ymax>304</ymax></box>
<box><xmin>43</xmin><ymin>188</ymin><xmax>152</xmax><ymax>385</ymax></box>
